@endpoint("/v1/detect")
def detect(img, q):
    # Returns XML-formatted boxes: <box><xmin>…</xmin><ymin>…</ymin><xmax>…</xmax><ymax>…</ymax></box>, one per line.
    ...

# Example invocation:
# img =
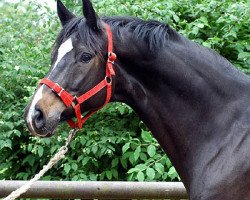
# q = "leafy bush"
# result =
<box><xmin>0</xmin><ymin>0</ymin><xmax>249</xmax><ymax>183</ymax></box>
<box><xmin>0</xmin><ymin>1</ymin><xmax>58</xmax><ymax>179</ymax></box>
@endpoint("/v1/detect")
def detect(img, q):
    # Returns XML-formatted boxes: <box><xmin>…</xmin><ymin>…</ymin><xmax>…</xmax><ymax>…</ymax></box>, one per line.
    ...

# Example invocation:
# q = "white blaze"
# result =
<box><xmin>26</xmin><ymin>38</ymin><xmax>73</xmax><ymax>131</ymax></box>
<box><xmin>53</xmin><ymin>38</ymin><xmax>73</xmax><ymax>69</ymax></box>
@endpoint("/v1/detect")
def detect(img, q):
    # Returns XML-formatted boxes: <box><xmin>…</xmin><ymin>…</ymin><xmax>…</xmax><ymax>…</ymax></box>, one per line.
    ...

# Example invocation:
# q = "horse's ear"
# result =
<box><xmin>82</xmin><ymin>0</ymin><xmax>100</xmax><ymax>31</ymax></box>
<box><xmin>57</xmin><ymin>0</ymin><xmax>75</xmax><ymax>26</ymax></box>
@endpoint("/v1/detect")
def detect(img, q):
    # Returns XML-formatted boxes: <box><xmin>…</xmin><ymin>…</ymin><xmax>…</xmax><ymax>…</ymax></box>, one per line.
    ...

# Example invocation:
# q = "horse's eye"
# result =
<box><xmin>80</xmin><ymin>53</ymin><xmax>92</xmax><ymax>63</ymax></box>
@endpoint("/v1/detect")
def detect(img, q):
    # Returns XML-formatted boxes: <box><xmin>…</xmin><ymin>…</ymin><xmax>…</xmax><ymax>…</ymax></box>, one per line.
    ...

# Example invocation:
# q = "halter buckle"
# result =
<box><xmin>108</xmin><ymin>60</ymin><xmax>114</xmax><ymax>64</ymax></box>
<box><xmin>58</xmin><ymin>88</ymin><xmax>64</xmax><ymax>97</ymax></box>
<box><xmin>53</xmin><ymin>83</ymin><xmax>64</xmax><ymax>97</ymax></box>
<box><xmin>108</xmin><ymin>52</ymin><xmax>117</xmax><ymax>64</ymax></box>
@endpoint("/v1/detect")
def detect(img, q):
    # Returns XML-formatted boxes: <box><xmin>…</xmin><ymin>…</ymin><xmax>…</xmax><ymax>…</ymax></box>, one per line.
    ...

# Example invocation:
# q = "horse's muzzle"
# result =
<box><xmin>23</xmin><ymin>88</ymin><xmax>65</xmax><ymax>137</ymax></box>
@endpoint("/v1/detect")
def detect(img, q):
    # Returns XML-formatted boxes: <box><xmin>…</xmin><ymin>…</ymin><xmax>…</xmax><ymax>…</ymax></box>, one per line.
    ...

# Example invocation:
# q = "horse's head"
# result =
<box><xmin>24</xmin><ymin>0</ymin><xmax>114</xmax><ymax>137</ymax></box>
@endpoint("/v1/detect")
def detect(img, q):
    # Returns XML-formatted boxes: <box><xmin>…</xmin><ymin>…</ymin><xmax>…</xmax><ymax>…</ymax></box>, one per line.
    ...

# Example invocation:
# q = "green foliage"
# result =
<box><xmin>0</xmin><ymin>1</ymin><xmax>59</xmax><ymax>180</ymax></box>
<box><xmin>0</xmin><ymin>0</ymin><xmax>249</xmax><ymax>183</ymax></box>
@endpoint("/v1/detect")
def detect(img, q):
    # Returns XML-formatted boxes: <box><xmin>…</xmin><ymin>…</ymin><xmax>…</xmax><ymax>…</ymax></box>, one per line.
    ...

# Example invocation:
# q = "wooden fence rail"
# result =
<box><xmin>0</xmin><ymin>181</ymin><xmax>188</xmax><ymax>199</ymax></box>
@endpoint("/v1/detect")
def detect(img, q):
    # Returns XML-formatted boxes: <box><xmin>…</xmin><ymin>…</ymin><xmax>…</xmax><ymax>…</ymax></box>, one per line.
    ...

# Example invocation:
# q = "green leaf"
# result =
<box><xmin>168</xmin><ymin>166</ymin><xmax>179</xmax><ymax>180</ymax></box>
<box><xmin>79</xmin><ymin>174</ymin><xmax>88</xmax><ymax>180</ymax></box>
<box><xmin>71</xmin><ymin>163</ymin><xmax>78</xmax><ymax>171</ymax></box>
<box><xmin>120</xmin><ymin>158</ymin><xmax>128</xmax><ymax>169</ymax></box>
<box><xmin>155</xmin><ymin>163</ymin><xmax>164</xmax><ymax>174</ymax></box>
<box><xmin>191</xmin><ymin>26</ymin><xmax>199</xmax><ymax>35</ymax></box>
<box><xmin>112</xmin><ymin>158</ymin><xmax>119</xmax><ymax>168</ymax></box>
<box><xmin>129</xmin><ymin>152</ymin><xmax>135</xmax><ymax>164</ymax></box>
<box><xmin>135</xmin><ymin>164</ymin><xmax>147</xmax><ymax>171</ymax></box>
<box><xmin>92</xmin><ymin>145</ymin><xmax>98</xmax><ymax>154</ymax></box>
<box><xmin>13</xmin><ymin>130</ymin><xmax>21</xmax><ymax>137</ymax></box>
<box><xmin>64</xmin><ymin>163</ymin><xmax>71</xmax><ymax>174</ymax></box>
<box><xmin>134</xmin><ymin>146</ymin><xmax>141</xmax><ymax>161</ymax></box>
<box><xmin>246</xmin><ymin>45</ymin><xmax>250</xmax><ymax>51</ymax></box>
<box><xmin>0</xmin><ymin>139</ymin><xmax>12</xmax><ymax>150</ymax></box>
<box><xmin>238</xmin><ymin>52</ymin><xmax>250</xmax><ymax>59</ymax></box>
<box><xmin>37</xmin><ymin>146</ymin><xmax>44</xmax><ymax>157</ymax></box>
<box><xmin>139</xmin><ymin>152</ymin><xmax>147</xmax><ymax>161</ymax></box>
<box><xmin>111</xmin><ymin>168</ymin><xmax>118</xmax><ymax>179</ymax></box>
<box><xmin>122</xmin><ymin>143</ymin><xmax>130</xmax><ymax>154</ymax></box>
<box><xmin>117</xmin><ymin>105</ymin><xmax>126</xmax><ymax>115</ymax></box>
<box><xmin>82</xmin><ymin>157</ymin><xmax>90</xmax><ymax>166</ymax></box>
<box><xmin>146</xmin><ymin>168</ymin><xmax>155</xmax><ymax>180</ymax></box>
<box><xmin>141</xmin><ymin>130</ymin><xmax>153</xmax><ymax>142</ymax></box>
<box><xmin>99</xmin><ymin>172</ymin><xmax>106</xmax><ymax>181</ymax></box>
<box><xmin>68</xmin><ymin>138</ymin><xmax>76</xmax><ymax>148</ymax></box>
<box><xmin>77</xmin><ymin>155</ymin><xmax>83</xmax><ymax>162</ymax></box>
<box><xmin>106</xmin><ymin>170</ymin><xmax>112</xmax><ymax>180</ymax></box>
<box><xmin>137</xmin><ymin>171</ymin><xmax>145</xmax><ymax>182</ymax></box>
<box><xmin>72</xmin><ymin>175</ymin><xmax>79</xmax><ymax>181</ymax></box>
<box><xmin>196</xmin><ymin>23</ymin><xmax>204</xmax><ymax>28</ymax></box>
<box><xmin>147</xmin><ymin>145</ymin><xmax>156</xmax><ymax>157</ymax></box>
<box><xmin>173</xmin><ymin>14</ymin><xmax>179</xmax><ymax>23</ymax></box>
<box><xmin>127</xmin><ymin>173</ymin><xmax>134</xmax><ymax>181</ymax></box>
<box><xmin>127</xmin><ymin>167</ymin><xmax>139</xmax><ymax>174</ymax></box>
<box><xmin>80</xmin><ymin>137</ymin><xmax>86</xmax><ymax>145</ymax></box>
<box><xmin>89</xmin><ymin>174</ymin><xmax>97</xmax><ymax>181</ymax></box>
<box><xmin>166</xmin><ymin>158</ymin><xmax>172</xmax><ymax>168</ymax></box>
<box><xmin>202</xmin><ymin>41</ymin><xmax>211</xmax><ymax>48</ymax></box>
<box><xmin>23</xmin><ymin>155</ymin><xmax>35</xmax><ymax>167</ymax></box>
<box><xmin>200</xmin><ymin>17</ymin><xmax>208</xmax><ymax>24</ymax></box>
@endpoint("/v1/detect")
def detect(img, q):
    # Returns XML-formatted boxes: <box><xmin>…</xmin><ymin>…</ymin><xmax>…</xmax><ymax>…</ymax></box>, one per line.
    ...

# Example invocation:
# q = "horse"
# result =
<box><xmin>24</xmin><ymin>0</ymin><xmax>250</xmax><ymax>199</ymax></box>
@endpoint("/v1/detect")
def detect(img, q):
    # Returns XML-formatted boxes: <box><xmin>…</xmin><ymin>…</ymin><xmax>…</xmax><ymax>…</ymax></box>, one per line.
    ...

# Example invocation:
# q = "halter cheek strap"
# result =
<box><xmin>40</xmin><ymin>24</ymin><xmax>116</xmax><ymax>129</ymax></box>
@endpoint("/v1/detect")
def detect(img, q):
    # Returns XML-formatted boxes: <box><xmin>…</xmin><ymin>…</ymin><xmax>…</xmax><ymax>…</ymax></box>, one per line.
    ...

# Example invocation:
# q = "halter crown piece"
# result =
<box><xmin>40</xmin><ymin>24</ymin><xmax>116</xmax><ymax>129</ymax></box>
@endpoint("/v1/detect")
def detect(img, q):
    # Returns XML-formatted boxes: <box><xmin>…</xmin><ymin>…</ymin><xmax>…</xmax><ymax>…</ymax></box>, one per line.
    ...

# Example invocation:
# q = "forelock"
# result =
<box><xmin>51</xmin><ymin>17</ymin><xmax>104</xmax><ymax>61</ymax></box>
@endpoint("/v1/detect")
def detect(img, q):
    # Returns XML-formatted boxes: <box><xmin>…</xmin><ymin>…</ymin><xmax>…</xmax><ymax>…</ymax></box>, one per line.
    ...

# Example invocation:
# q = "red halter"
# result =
<box><xmin>40</xmin><ymin>24</ymin><xmax>116</xmax><ymax>129</ymax></box>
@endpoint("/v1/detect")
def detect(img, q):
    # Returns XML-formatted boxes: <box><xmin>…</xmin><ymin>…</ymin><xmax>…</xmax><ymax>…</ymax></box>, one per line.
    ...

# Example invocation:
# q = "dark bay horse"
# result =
<box><xmin>24</xmin><ymin>0</ymin><xmax>250</xmax><ymax>199</ymax></box>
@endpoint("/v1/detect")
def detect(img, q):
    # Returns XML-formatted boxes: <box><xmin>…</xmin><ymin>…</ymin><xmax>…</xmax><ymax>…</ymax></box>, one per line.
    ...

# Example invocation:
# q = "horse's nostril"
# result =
<box><xmin>34</xmin><ymin>108</ymin><xmax>45</xmax><ymax>130</ymax></box>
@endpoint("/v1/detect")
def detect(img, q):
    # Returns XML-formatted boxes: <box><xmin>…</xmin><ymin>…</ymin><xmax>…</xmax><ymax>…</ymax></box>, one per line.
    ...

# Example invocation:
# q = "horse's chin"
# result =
<box><xmin>32</xmin><ymin>130</ymin><xmax>55</xmax><ymax>138</ymax></box>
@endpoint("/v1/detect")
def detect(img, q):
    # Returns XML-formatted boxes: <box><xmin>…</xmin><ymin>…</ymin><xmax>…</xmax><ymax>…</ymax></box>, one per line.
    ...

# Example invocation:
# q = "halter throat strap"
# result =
<box><xmin>40</xmin><ymin>24</ymin><xmax>116</xmax><ymax>129</ymax></box>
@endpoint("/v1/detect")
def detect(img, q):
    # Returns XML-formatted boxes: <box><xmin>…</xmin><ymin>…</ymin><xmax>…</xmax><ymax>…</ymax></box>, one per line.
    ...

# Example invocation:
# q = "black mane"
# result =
<box><xmin>102</xmin><ymin>16</ymin><xmax>177</xmax><ymax>51</ymax></box>
<box><xmin>52</xmin><ymin>16</ymin><xmax>177</xmax><ymax>59</ymax></box>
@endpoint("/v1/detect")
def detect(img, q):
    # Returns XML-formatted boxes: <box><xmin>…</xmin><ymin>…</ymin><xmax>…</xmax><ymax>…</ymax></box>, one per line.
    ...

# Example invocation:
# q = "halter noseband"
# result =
<box><xmin>40</xmin><ymin>24</ymin><xmax>116</xmax><ymax>129</ymax></box>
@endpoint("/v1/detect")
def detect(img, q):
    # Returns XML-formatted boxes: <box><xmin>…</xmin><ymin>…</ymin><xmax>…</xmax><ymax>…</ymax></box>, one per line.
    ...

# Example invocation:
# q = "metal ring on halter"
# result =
<box><xmin>105</xmin><ymin>76</ymin><xmax>112</xmax><ymax>84</ymax></box>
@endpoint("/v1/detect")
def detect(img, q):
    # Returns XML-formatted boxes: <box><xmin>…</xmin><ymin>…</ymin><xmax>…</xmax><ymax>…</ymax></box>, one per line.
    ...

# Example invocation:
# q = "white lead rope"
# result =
<box><xmin>3</xmin><ymin>129</ymin><xmax>78</xmax><ymax>200</ymax></box>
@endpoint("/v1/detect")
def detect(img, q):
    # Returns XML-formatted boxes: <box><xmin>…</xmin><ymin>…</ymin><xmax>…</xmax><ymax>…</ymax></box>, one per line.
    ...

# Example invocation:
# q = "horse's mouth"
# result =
<box><xmin>36</xmin><ymin>108</ymin><xmax>74</xmax><ymax>137</ymax></box>
<box><xmin>24</xmin><ymin>106</ymin><xmax>75</xmax><ymax>138</ymax></box>
<box><xmin>28</xmin><ymin>118</ymin><xmax>60</xmax><ymax>138</ymax></box>
<box><xmin>24</xmin><ymin>107</ymin><xmax>60</xmax><ymax>138</ymax></box>
<box><xmin>59</xmin><ymin>107</ymin><xmax>75</xmax><ymax>122</ymax></box>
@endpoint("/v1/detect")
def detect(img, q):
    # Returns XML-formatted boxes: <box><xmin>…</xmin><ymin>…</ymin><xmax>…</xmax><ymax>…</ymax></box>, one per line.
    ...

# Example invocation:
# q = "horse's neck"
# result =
<box><xmin>113</xmin><ymin>32</ymin><xmax>250</xmax><ymax>189</ymax></box>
